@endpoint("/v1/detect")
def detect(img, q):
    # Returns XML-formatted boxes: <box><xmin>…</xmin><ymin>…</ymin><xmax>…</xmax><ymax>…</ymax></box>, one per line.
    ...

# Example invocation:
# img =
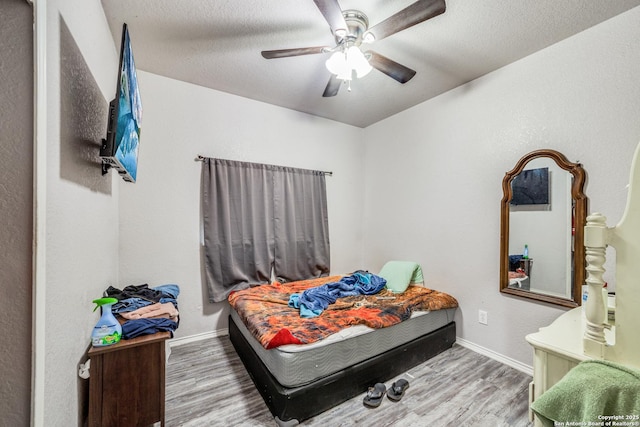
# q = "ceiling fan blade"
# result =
<box><xmin>312</xmin><ymin>0</ymin><xmax>347</xmax><ymax>36</ymax></box>
<box><xmin>261</xmin><ymin>46</ymin><xmax>328</xmax><ymax>59</ymax></box>
<box><xmin>366</xmin><ymin>51</ymin><xmax>416</xmax><ymax>84</ymax></box>
<box><xmin>365</xmin><ymin>0</ymin><xmax>446</xmax><ymax>42</ymax></box>
<box><xmin>322</xmin><ymin>74</ymin><xmax>341</xmax><ymax>97</ymax></box>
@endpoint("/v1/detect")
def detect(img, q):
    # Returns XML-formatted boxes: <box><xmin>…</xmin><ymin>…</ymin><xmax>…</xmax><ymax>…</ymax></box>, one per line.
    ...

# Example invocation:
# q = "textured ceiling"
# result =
<box><xmin>100</xmin><ymin>0</ymin><xmax>640</xmax><ymax>128</ymax></box>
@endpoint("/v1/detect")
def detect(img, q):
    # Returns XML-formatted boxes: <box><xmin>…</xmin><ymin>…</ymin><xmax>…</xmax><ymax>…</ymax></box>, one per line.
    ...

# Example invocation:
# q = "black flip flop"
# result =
<box><xmin>363</xmin><ymin>383</ymin><xmax>386</xmax><ymax>407</ymax></box>
<box><xmin>387</xmin><ymin>378</ymin><xmax>410</xmax><ymax>401</ymax></box>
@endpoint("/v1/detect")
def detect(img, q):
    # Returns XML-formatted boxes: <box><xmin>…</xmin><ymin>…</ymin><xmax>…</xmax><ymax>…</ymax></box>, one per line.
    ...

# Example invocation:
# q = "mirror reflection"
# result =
<box><xmin>500</xmin><ymin>149</ymin><xmax>587</xmax><ymax>307</ymax></box>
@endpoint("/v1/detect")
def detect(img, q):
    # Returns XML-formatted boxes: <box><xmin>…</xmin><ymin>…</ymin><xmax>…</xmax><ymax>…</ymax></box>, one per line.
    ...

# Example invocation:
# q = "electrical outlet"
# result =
<box><xmin>478</xmin><ymin>310</ymin><xmax>488</xmax><ymax>325</ymax></box>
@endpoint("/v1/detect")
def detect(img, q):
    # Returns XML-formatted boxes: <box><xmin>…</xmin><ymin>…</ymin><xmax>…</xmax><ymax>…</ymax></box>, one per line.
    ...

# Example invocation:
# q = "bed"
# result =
<box><xmin>526</xmin><ymin>140</ymin><xmax>640</xmax><ymax>426</ymax></box>
<box><xmin>227</xmin><ymin>268</ymin><xmax>458</xmax><ymax>426</ymax></box>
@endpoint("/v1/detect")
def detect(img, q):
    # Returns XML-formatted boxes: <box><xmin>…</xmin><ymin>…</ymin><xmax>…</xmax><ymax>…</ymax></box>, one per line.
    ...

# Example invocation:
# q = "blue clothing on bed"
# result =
<box><xmin>288</xmin><ymin>272</ymin><xmax>387</xmax><ymax>318</ymax></box>
<box><xmin>288</xmin><ymin>294</ymin><xmax>322</xmax><ymax>318</ymax></box>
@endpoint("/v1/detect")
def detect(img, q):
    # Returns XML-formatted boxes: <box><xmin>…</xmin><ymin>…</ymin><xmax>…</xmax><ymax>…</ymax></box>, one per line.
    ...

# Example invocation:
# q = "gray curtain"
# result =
<box><xmin>273</xmin><ymin>167</ymin><xmax>330</xmax><ymax>283</ymax></box>
<box><xmin>202</xmin><ymin>158</ymin><xmax>330</xmax><ymax>302</ymax></box>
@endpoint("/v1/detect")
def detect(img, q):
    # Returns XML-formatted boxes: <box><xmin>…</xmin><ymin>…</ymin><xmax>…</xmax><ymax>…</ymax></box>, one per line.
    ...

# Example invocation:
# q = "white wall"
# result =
<box><xmin>361</xmin><ymin>6</ymin><xmax>640</xmax><ymax>366</ymax></box>
<box><xmin>118</xmin><ymin>72</ymin><xmax>366</xmax><ymax>338</ymax></box>
<box><xmin>40</xmin><ymin>0</ymin><xmax>119</xmax><ymax>425</ymax></box>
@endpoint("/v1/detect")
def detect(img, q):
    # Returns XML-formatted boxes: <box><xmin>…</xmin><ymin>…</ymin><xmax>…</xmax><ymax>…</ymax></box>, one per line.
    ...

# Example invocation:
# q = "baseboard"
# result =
<box><xmin>168</xmin><ymin>328</ymin><xmax>229</xmax><ymax>348</ymax></box>
<box><xmin>455</xmin><ymin>337</ymin><xmax>533</xmax><ymax>376</ymax></box>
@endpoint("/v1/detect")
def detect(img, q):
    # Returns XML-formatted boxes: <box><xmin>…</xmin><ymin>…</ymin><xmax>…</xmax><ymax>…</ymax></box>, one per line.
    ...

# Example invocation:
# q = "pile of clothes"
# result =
<box><xmin>288</xmin><ymin>271</ymin><xmax>386</xmax><ymax>318</ymax></box>
<box><xmin>105</xmin><ymin>284</ymin><xmax>180</xmax><ymax>339</ymax></box>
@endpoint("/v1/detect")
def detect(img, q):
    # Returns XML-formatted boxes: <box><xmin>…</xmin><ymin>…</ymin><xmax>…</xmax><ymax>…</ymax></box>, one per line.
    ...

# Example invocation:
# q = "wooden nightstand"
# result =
<box><xmin>88</xmin><ymin>331</ymin><xmax>171</xmax><ymax>427</ymax></box>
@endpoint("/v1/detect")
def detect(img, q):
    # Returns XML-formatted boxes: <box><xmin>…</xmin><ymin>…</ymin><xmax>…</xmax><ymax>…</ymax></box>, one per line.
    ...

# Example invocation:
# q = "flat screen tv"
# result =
<box><xmin>510</xmin><ymin>167</ymin><xmax>550</xmax><ymax>206</ymax></box>
<box><xmin>100</xmin><ymin>23</ymin><xmax>142</xmax><ymax>183</ymax></box>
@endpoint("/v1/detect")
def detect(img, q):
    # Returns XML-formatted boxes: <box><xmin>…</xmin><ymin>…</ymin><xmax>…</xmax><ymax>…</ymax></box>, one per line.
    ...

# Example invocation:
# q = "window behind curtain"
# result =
<box><xmin>201</xmin><ymin>158</ymin><xmax>330</xmax><ymax>302</ymax></box>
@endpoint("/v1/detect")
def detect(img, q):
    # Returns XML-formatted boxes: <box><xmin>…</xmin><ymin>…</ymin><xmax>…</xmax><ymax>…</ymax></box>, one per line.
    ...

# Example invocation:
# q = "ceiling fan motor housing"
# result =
<box><xmin>336</xmin><ymin>10</ymin><xmax>369</xmax><ymax>46</ymax></box>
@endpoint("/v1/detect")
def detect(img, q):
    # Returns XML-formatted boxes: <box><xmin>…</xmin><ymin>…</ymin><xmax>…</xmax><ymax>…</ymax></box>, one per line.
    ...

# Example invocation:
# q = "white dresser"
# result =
<box><xmin>525</xmin><ymin>307</ymin><xmax>616</xmax><ymax>426</ymax></box>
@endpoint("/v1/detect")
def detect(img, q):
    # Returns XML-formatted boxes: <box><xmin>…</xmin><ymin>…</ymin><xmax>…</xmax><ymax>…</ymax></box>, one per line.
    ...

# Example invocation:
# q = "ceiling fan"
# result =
<box><xmin>261</xmin><ymin>0</ymin><xmax>446</xmax><ymax>97</ymax></box>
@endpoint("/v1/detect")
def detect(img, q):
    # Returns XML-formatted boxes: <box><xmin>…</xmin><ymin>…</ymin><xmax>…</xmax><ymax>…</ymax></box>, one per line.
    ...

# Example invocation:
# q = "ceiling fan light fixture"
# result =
<box><xmin>325</xmin><ymin>46</ymin><xmax>371</xmax><ymax>81</ymax></box>
<box><xmin>347</xmin><ymin>46</ymin><xmax>372</xmax><ymax>78</ymax></box>
<box><xmin>325</xmin><ymin>50</ymin><xmax>350</xmax><ymax>79</ymax></box>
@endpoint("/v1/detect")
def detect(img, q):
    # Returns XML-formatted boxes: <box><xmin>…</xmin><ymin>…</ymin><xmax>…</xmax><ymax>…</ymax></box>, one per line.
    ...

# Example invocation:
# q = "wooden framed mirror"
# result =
<box><xmin>500</xmin><ymin>149</ymin><xmax>587</xmax><ymax>307</ymax></box>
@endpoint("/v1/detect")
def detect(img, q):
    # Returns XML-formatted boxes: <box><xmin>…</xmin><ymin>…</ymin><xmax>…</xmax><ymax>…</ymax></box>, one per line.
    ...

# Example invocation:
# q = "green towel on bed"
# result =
<box><xmin>378</xmin><ymin>261</ymin><xmax>424</xmax><ymax>294</ymax></box>
<box><xmin>531</xmin><ymin>360</ymin><xmax>640</xmax><ymax>427</ymax></box>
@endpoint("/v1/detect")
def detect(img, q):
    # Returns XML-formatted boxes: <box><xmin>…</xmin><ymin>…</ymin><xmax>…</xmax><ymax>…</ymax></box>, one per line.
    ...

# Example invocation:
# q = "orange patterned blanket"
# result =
<box><xmin>228</xmin><ymin>275</ymin><xmax>458</xmax><ymax>349</ymax></box>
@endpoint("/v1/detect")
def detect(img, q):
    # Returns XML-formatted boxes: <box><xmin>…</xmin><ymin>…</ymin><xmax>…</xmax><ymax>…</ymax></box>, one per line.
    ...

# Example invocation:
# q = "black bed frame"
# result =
<box><xmin>228</xmin><ymin>315</ymin><xmax>456</xmax><ymax>426</ymax></box>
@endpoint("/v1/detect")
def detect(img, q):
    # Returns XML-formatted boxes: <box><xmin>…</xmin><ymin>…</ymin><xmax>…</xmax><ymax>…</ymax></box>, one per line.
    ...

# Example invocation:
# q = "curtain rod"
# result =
<box><xmin>194</xmin><ymin>155</ymin><xmax>333</xmax><ymax>176</ymax></box>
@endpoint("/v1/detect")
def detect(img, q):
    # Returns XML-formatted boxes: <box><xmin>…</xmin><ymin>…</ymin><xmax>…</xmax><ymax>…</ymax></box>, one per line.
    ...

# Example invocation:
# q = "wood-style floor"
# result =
<box><xmin>165</xmin><ymin>336</ymin><xmax>533</xmax><ymax>427</ymax></box>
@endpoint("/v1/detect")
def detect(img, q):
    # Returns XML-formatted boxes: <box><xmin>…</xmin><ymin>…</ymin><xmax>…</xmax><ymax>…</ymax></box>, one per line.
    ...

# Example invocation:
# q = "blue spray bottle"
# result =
<box><xmin>91</xmin><ymin>297</ymin><xmax>122</xmax><ymax>346</ymax></box>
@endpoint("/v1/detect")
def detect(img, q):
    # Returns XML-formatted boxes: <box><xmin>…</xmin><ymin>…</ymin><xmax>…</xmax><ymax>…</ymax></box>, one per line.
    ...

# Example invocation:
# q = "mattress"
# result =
<box><xmin>230</xmin><ymin>306</ymin><xmax>457</xmax><ymax>388</ymax></box>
